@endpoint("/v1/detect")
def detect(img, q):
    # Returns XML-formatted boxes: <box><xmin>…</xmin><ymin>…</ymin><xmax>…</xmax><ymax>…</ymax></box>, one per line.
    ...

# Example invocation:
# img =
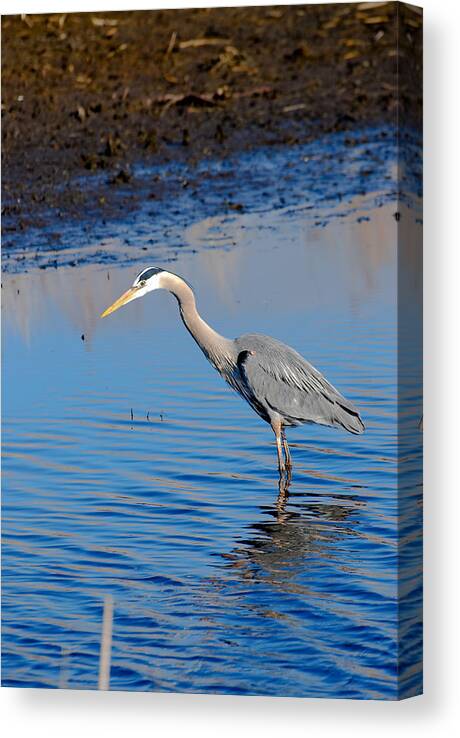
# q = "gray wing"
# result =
<box><xmin>236</xmin><ymin>334</ymin><xmax>365</xmax><ymax>433</ymax></box>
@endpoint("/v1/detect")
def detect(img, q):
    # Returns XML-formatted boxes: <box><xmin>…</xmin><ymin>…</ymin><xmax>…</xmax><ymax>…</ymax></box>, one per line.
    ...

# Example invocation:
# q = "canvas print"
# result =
<box><xmin>1</xmin><ymin>2</ymin><xmax>422</xmax><ymax>699</ymax></box>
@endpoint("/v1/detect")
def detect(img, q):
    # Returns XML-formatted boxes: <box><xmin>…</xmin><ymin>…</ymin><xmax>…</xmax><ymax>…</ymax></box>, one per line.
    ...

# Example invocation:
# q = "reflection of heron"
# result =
<box><xmin>101</xmin><ymin>267</ymin><xmax>364</xmax><ymax>477</ymax></box>
<box><xmin>221</xmin><ymin>490</ymin><xmax>363</xmax><ymax>587</ymax></box>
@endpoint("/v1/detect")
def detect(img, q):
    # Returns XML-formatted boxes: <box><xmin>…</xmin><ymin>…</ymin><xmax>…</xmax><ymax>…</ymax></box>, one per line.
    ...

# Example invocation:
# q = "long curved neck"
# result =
<box><xmin>161</xmin><ymin>273</ymin><xmax>236</xmax><ymax>372</ymax></box>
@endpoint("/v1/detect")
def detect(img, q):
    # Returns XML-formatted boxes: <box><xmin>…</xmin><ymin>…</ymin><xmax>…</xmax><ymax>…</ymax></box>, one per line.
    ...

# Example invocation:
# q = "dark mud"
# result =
<box><xmin>2</xmin><ymin>3</ymin><xmax>422</xmax><ymax>252</ymax></box>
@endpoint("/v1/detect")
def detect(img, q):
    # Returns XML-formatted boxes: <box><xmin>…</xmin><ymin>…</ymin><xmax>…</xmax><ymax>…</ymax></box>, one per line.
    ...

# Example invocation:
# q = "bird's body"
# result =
<box><xmin>101</xmin><ymin>267</ymin><xmax>364</xmax><ymax>477</ymax></box>
<box><xmin>232</xmin><ymin>333</ymin><xmax>364</xmax><ymax>433</ymax></box>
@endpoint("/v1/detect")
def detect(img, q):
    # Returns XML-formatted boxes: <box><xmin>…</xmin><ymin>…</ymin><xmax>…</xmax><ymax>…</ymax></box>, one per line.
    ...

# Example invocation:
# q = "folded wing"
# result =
<box><xmin>236</xmin><ymin>334</ymin><xmax>365</xmax><ymax>433</ymax></box>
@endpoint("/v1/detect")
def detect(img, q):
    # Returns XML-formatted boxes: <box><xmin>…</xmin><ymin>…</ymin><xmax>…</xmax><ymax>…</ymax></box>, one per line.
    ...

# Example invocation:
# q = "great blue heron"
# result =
<box><xmin>101</xmin><ymin>267</ymin><xmax>365</xmax><ymax>477</ymax></box>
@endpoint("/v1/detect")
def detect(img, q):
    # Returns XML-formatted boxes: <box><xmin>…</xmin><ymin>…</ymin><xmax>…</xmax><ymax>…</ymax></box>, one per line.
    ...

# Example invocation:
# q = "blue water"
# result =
<box><xmin>1</xmin><ymin>131</ymin><xmax>422</xmax><ymax>698</ymax></box>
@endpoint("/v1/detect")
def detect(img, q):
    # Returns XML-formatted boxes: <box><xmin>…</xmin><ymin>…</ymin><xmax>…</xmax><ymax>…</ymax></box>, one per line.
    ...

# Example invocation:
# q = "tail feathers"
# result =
<box><xmin>335</xmin><ymin>401</ymin><xmax>365</xmax><ymax>434</ymax></box>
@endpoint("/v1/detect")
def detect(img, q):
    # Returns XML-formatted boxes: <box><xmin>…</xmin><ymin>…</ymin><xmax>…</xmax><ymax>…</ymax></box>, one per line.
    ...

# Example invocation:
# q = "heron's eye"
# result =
<box><xmin>139</xmin><ymin>280</ymin><xmax>146</xmax><ymax>287</ymax></box>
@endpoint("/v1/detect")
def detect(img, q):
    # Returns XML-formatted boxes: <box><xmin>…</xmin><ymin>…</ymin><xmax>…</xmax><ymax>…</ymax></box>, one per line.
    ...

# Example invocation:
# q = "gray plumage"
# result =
<box><xmin>102</xmin><ymin>267</ymin><xmax>365</xmax><ymax>477</ymax></box>
<box><xmin>233</xmin><ymin>333</ymin><xmax>364</xmax><ymax>434</ymax></box>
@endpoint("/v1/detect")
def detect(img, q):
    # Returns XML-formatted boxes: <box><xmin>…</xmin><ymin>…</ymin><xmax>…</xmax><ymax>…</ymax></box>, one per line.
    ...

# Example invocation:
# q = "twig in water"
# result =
<box><xmin>59</xmin><ymin>646</ymin><xmax>71</xmax><ymax>689</ymax></box>
<box><xmin>98</xmin><ymin>594</ymin><xmax>114</xmax><ymax>690</ymax></box>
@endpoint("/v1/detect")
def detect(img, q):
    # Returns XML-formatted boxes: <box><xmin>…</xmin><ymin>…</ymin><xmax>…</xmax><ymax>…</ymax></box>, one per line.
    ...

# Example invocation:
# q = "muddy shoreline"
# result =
<box><xmin>2</xmin><ymin>3</ymin><xmax>422</xmax><ymax>250</ymax></box>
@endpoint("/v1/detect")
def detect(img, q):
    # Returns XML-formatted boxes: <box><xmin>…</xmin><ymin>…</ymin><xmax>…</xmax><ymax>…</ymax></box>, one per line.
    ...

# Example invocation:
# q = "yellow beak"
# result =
<box><xmin>100</xmin><ymin>286</ymin><xmax>140</xmax><ymax>318</ymax></box>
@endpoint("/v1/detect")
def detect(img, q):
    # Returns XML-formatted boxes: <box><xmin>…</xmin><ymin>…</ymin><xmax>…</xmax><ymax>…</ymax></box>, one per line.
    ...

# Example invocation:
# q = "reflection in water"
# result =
<box><xmin>197</xmin><ymin>476</ymin><xmax>397</xmax><ymax>699</ymax></box>
<box><xmin>2</xmin><ymin>140</ymin><xmax>422</xmax><ymax>698</ymax></box>
<box><xmin>223</xmin><ymin>487</ymin><xmax>361</xmax><ymax>588</ymax></box>
<box><xmin>277</xmin><ymin>475</ymin><xmax>291</xmax><ymax>513</ymax></box>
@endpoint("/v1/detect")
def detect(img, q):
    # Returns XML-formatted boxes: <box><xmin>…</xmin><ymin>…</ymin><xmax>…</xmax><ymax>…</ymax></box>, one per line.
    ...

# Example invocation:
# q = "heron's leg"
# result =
<box><xmin>275</xmin><ymin>434</ymin><xmax>285</xmax><ymax>475</ymax></box>
<box><xmin>281</xmin><ymin>429</ymin><xmax>292</xmax><ymax>470</ymax></box>
<box><xmin>271</xmin><ymin>418</ymin><xmax>285</xmax><ymax>475</ymax></box>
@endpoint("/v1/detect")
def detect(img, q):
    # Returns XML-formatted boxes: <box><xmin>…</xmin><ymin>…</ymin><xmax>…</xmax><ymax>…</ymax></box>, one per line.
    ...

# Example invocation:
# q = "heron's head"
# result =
<box><xmin>101</xmin><ymin>266</ymin><xmax>171</xmax><ymax>318</ymax></box>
